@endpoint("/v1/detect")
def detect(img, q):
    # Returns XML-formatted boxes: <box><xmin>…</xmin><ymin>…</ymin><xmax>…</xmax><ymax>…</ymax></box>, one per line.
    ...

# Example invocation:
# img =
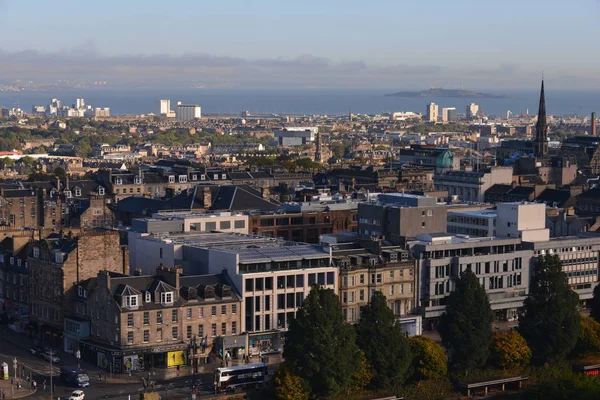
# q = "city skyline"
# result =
<box><xmin>0</xmin><ymin>0</ymin><xmax>599</xmax><ymax>89</ymax></box>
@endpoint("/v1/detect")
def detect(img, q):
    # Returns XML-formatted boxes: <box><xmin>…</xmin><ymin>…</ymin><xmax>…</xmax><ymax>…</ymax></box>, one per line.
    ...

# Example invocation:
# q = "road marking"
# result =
<box><xmin>0</xmin><ymin>352</ymin><xmax>60</xmax><ymax>376</ymax></box>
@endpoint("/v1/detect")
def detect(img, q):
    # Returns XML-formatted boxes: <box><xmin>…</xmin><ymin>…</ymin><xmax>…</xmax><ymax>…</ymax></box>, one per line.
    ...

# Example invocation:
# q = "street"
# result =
<box><xmin>0</xmin><ymin>336</ymin><xmax>220</xmax><ymax>399</ymax></box>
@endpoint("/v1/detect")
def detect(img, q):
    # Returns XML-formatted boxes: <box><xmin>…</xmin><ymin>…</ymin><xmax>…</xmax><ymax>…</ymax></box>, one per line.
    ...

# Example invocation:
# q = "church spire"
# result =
<box><xmin>534</xmin><ymin>79</ymin><xmax>548</xmax><ymax>158</ymax></box>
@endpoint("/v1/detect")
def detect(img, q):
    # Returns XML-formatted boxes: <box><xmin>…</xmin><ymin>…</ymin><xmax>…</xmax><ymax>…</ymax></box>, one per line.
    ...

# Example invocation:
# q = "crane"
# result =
<box><xmin>506</xmin><ymin>110</ymin><xmax>512</xmax><ymax>119</ymax></box>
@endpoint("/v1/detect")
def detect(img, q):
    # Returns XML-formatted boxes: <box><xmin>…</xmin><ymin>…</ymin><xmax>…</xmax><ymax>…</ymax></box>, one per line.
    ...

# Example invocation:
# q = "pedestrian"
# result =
<box><xmin>1</xmin><ymin>389</ymin><xmax>5</xmax><ymax>400</ymax></box>
<box><xmin>32</xmin><ymin>380</ymin><xmax>37</xmax><ymax>391</ymax></box>
<box><xmin>42</xmin><ymin>380</ymin><xmax>46</xmax><ymax>392</ymax></box>
<box><xmin>176</xmin><ymin>365</ymin><xmax>180</xmax><ymax>377</ymax></box>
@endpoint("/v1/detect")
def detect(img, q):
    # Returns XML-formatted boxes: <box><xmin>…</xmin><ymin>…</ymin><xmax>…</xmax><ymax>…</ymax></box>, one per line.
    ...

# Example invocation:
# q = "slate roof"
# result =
<box><xmin>115</xmin><ymin>197</ymin><xmax>164</xmax><ymax>215</ymax></box>
<box><xmin>536</xmin><ymin>189</ymin><xmax>573</xmax><ymax>207</ymax></box>
<box><xmin>210</xmin><ymin>185</ymin><xmax>280</xmax><ymax>211</ymax></box>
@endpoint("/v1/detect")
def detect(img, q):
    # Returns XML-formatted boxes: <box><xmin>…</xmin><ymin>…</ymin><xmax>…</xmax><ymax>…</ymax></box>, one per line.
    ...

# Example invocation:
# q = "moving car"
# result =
<box><xmin>68</xmin><ymin>390</ymin><xmax>85</xmax><ymax>400</ymax></box>
<box><xmin>43</xmin><ymin>349</ymin><xmax>60</xmax><ymax>363</ymax></box>
<box><xmin>30</xmin><ymin>346</ymin><xmax>44</xmax><ymax>357</ymax></box>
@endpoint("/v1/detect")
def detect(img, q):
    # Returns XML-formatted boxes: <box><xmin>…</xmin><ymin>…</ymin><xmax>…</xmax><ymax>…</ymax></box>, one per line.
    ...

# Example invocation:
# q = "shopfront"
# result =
<box><xmin>248</xmin><ymin>331</ymin><xmax>282</xmax><ymax>355</ymax></box>
<box><xmin>215</xmin><ymin>335</ymin><xmax>247</xmax><ymax>360</ymax></box>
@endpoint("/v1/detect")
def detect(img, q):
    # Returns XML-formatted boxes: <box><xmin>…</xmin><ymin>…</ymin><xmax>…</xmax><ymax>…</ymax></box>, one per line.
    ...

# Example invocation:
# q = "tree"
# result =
<box><xmin>284</xmin><ymin>285</ymin><xmax>360</xmax><ymax>398</ymax></box>
<box><xmin>273</xmin><ymin>364</ymin><xmax>309</xmax><ymax>400</ymax></box>
<box><xmin>19</xmin><ymin>155</ymin><xmax>35</xmax><ymax>165</ymax></box>
<box><xmin>355</xmin><ymin>291</ymin><xmax>412</xmax><ymax>389</ymax></box>
<box><xmin>490</xmin><ymin>331</ymin><xmax>532</xmax><ymax>368</ymax></box>
<box><xmin>438</xmin><ymin>269</ymin><xmax>494</xmax><ymax>370</ymax></box>
<box><xmin>590</xmin><ymin>284</ymin><xmax>600</xmax><ymax>323</ymax></box>
<box><xmin>519</xmin><ymin>254</ymin><xmax>580</xmax><ymax>364</ymax></box>
<box><xmin>0</xmin><ymin>157</ymin><xmax>14</xmax><ymax>168</ymax></box>
<box><xmin>408</xmin><ymin>336</ymin><xmax>448</xmax><ymax>380</ymax></box>
<box><xmin>346</xmin><ymin>350</ymin><xmax>373</xmax><ymax>393</ymax></box>
<box><xmin>573</xmin><ymin>317</ymin><xmax>600</xmax><ymax>357</ymax></box>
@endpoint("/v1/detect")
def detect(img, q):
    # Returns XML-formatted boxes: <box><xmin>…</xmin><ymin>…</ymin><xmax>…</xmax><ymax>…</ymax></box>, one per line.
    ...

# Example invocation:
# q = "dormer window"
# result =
<box><xmin>125</xmin><ymin>295</ymin><xmax>138</xmax><ymax>308</ymax></box>
<box><xmin>50</xmin><ymin>189</ymin><xmax>58</xmax><ymax>198</ymax></box>
<box><xmin>200</xmin><ymin>174</ymin><xmax>206</xmax><ymax>180</ymax></box>
<box><xmin>33</xmin><ymin>247</ymin><xmax>39</xmax><ymax>258</ymax></box>
<box><xmin>145</xmin><ymin>292</ymin><xmax>151</xmax><ymax>303</ymax></box>
<box><xmin>55</xmin><ymin>253</ymin><xmax>64</xmax><ymax>263</ymax></box>
<box><xmin>98</xmin><ymin>187</ymin><xmax>105</xmax><ymax>196</ymax></box>
<box><xmin>74</xmin><ymin>187</ymin><xmax>81</xmax><ymax>197</ymax></box>
<box><xmin>168</xmin><ymin>176</ymin><xmax>175</xmax><ymax>183</ymax></box>
<box><xmin>213</xmin><ymin>174</ymin><xmax>218</xmax><ymax>180</ymax></box>
<box><xmin>192</xmin><ymin>174</ymin><xmax>198</xmax><ymax>181</ymax></box>
<box><xmin>10</xmin><ymin>257</ymin><xmax>14</xmax><ymax>265</ymax></box>
<box><xmin>134</xmin><ymin>176</ymin><xmax>142</xmax><ymax>185</ymax></box>
<box><xmin>64</xmin><ymin>190</ymin><xmax>72</xmax><ymax>198</ymax></box>
<box><xmin>160</xmin><ymin>292</ymin><xmax>173</xmax><ymax>304</ymax></box>
<box><xmin>178</xmin><ymin>175</ymin><xmax>187</xmax><ymax>183</ymax></box>
<box><xmin>115</xmin><ymin>178</ymin><xmax>123</xmax><ymax>185</ymax></box>
<box><xmin>221</xmin><ymin>174</ymin><xmax>226</xmax><ymax>179</ymax></box>
<box><xmin>78</xmin><ymin>286</ymin><xmax>83</xmax><ymax>297</ymax></box>
<box><xmin>17</xmin><ymin>259</ymin><xmax>21</xmax><ymax>267</ymax></box>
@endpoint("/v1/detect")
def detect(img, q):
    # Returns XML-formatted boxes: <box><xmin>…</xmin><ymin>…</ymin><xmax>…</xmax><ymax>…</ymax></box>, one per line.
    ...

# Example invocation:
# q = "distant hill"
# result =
<box><xmin>385</xmin><ymin>88</ymin><xmax>511</xmax><ymax>99</ymax></box>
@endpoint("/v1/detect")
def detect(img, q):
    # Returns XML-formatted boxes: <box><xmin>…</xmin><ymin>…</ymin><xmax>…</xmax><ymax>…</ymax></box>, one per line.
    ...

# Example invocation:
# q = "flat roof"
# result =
<box><xmin>448</xmin><ymin>208</ymin><xmax>497</xmax><ymax>218</ymax></box>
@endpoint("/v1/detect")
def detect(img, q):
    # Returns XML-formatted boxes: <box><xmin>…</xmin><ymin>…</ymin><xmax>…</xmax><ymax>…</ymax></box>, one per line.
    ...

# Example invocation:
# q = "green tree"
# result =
<box><xmin>590</xmin><ymin>284</ymin><xmax>600</xmax><ymax>323</ymax></box>
<box><xmin>19</xmin><ymin>155</ymin><xmax>35</xmax><ymax>165</ymax></box>
<box><xmin>284</xmin><ymin>285</ymin><xmax>360</xmax><ymax>398</ymax></box>
<box><xmin>408</xmin><ymin>336</ymin><xmax>448</xmax><ymax>380</ymax></box>
<box><xmin>273</xmin><ymin>364</ymin><xmax>309</xmax><ymax>400</ymax></box>
<box><xmin>330</xmin><ymin>141</ymin><xmax>346</xmax><ymax>159</ymax></box>
<box><xmin>355</xmin><ymin>291</ymin><xmax>412</xmax><ymax>389</ymax></box>
<box><xmin>519</xmin><ymin>254</ymin><xmax>580</xmax><ymax>364</ymax></box>
<box><xmin>573</xmin><ymin>317</ymin><xmax>600</xmax><ymax>357</ymax></box>
<box><xmin>438</xmin><ymin>269</ymin><xmax>494</xmax><ymax>370</ymax></box>
<box><xmin>490</xmin><ymin>331</ymin><xmax>532</xmax><ymax>368</ymax></box>
<box><xmin>346</xmin><ymin>350</ymin><xmax>373</xmax><ymax>393</ymax></box>
<box><xmin>0</xmin><ymin>157</ymin><xmax>14</xmax><ymax>168</ymax></box>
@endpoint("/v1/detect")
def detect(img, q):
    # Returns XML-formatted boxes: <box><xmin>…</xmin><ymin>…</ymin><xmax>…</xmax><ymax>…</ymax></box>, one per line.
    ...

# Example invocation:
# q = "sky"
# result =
<box><xmin>0</xmin><ymin>0</ymin><xmax>599</xmax><ymax>89</ymax></box>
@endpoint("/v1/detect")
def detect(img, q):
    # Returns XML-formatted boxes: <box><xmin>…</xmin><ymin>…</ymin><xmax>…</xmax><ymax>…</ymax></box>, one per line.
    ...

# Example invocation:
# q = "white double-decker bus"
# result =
<box><xmin>213</xmin><ymin>362</ymin><xmax>269</xmax><ymax>392</ymax></box>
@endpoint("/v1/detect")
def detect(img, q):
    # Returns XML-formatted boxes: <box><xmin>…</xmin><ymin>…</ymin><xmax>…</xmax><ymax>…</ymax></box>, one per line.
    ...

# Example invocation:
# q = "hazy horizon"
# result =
<box><xmin>1</xmin><ymin>0</ymin><xmax>599</xmax><ymax>90</ymax></box>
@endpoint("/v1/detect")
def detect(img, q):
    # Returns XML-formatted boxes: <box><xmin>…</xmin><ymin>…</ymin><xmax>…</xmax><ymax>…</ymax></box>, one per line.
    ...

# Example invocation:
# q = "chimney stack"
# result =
<box><xmin>592</xmin><ymin>112</ymin><xmax>597</xmax><ymax>136</ymax></box>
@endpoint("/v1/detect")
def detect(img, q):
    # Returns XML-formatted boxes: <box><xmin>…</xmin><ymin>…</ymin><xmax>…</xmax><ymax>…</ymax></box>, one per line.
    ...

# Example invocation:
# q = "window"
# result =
<box><xmin>171</xmin><ymin>326</ymin><xmax>178</xmax><ymax>340</ymax></box>
<box><xmin>55</xmin><ymin>253</ymin><xmax>64</xmax><ymax>263</ymax></box>
<box><xmin>198</xmin><ymin>307</ymin><xmax>204</xmax><ymax>318</ymax></box>
<box><xmin>192</xmin><ymin>174</ymin><xmax>198</xmax><ymax>181</ymax></box>
<box><xmin>220</xmin><ymin>221</ymin><xmax>231</xmax><ymax>230</ymax></box>
<box><xmin>98</xmin><ymin>187</ymin><xmax>105</xmax><ymax>196</ymax></box>
<box><xmin>127</xmin><ymin>313</ymin><xmax>134</xmax><ymax>327</ymax></box>
<box><xmin>205</xmin><ymin>221</ymin><xmax>216</xmax><ymax>231</ymax></box>
<box><xmin>126</xmin><ymin>295</ymin><xmax>138</xmax><ymax>308</ymax></box>
<box><xmin>211</xmin><ymin>306</ymin><xmax>217</xmax><ymax>316</ymax></box>
<box><xmin>161</xmin><ymin>292</ymin><xmax>173</xmax><ymax>304</ymax></box>
<box><xmin>33</xmin><ymin>247</ymin><xmax>39</xmax><ymax>258</ymax></box>
<box><xmin>232</xmin><ymin>304</ymin><xmax>237</xmax><ymax>314</ymax></box>
<box><xmin>145</xmin><ymin>292</ymin><xmax>151</xmax><ymax>303</ymax></box>
<box><xmin>143</xmin><ymin>312</ymin><xmax>149</xmax><ymax>325</ymax></box>
<box><xmin>265</xmin><ymin>277</ymin><xmax>273</xmax><ymax>290</ymax></box>
<box><xmin>186</xmin><ymin>308</ymin><xmax>192</xmax><ymax>319</ymax></box>
<box><xmin>115</xmin><ymin>178</ymin><xmax>122</xmax><ymax>185</ymax></box>
<box><xmin>211</xmin><ymin>323</ymin><xmax>217</xmax><ymax>336</ymax></box>
<box><xmin>232</xmin><ymin>321</ymin><xmax>237</xmax><ymax>334</ymax></box>
<box><xmin>157</xmin><ymin>311</ymin><xmax>163</xmax><ymax>324</ymax></box>
<box><xmin>186</xmin><ymin>325</ymin><xmax>192</xmax><ymax>339</ymax></box>
<box><xmin>168</xmin><ymin>176</ymin><xmax>175</xmax><ymax>183</ymax></box>
<box><xmin>157</xmin><ymin>328</ymin><xmax>163</xmax><ymax>342</ymax></box>
<box><xmin>245</xmin><ymin>279</ymin><xmax>254</xmax><ymax>292</ymax></box>
<box><xmin>326</xmin><ymin>272</ymin><xmax>334</xmax><ymax>285</ymax></box>
<box><xmin>74</xmin><ymin>187</ymin><xmax>82</xmax><ymax>197</ymax></box>
<box><xmin>172</xmin><ymin>309</ymin><xmax>178</xmax><ymax>322</ymax></box>
<box><xmin>221</xmin><ymin>323</ymin><xmax>227</xmax><ymax>335</ymax></box>
<box><xmin>234</xmin><ymin>220</ymin><xmax>245</xmax><ymax>229</ymax></box>
<box><xmin>198</xmin><ymin>325</ymin><xmax>204</xmax><ymax>337</ymax></box>
<box><xmin>221</xmin><ymin>305</ymin><xmax>227</xmax><ymax>315</ymax></box>
<box><xmin>64</xmin><ymin>190</ymin><xmax>72</xmax><ymax>198</ymax></box>
<box><xmin>178</xmin><ymin>175</ymin><xmax>187</xmax><ymax>183</ymax></box>
<box><xmin>127</xmin><ymin>331</ymin><xmax>134</xmax><ymax>344</ymax></box>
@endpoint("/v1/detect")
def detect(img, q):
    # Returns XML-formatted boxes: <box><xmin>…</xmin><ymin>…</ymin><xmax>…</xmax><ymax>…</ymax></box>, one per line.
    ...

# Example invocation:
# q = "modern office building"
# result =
<box><xmin>426</xmin><ymin>103</ymin><xmax>439</xmax><ymax>123</ymax></box>
<box><xmin>466</xmin><ymin>103</ymin><xmax>479</xmax><ymax>119</ymax></box>
<box><xmin>176</xmin><ymin>103</ymin><xmax>201</xmax><ymax>121</ymax></box>
<box><xmin>441</xmin><ymin>107</ymin><xmax>457</xmax><ymax>122</ymax></box>
<box><xmin>408</xmin><ymin>233</ymin><xmax>531</xmax><ymax>323</ymax></box>
<box><xmin>159</xmin><ymin>99</ymin><xmax>171</xmax><ymax>115</ymax></box>
<box><xmin>496</xmin><ymin>202</ymin><xmax>549</xmax><ymax>242</ymax></box>
<box><xmin>273</xmin><ymin>127</ymin><xmax>318</xmax><ymax>146</ymax></box>
<box><xmin>447</xmin><ymin>208</ymin><xmax>498</xmax><ymax>237</ymax></box>
<box><xmin>358</xmin><ymin>193</ymin><xmax>447</xmax><ymax>244</ymax></box>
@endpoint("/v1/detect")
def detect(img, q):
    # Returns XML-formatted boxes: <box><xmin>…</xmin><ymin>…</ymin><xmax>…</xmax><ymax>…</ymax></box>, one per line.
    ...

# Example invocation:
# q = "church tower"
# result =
<box><xmin>534</xmin><ymin>80</ymin><xmax>549</xmax><ymax>158</ymax></box>
<box><xmin>314</xmin><ymin>131</ymin><xmax>322</xmax><ymax>163</ymax></box>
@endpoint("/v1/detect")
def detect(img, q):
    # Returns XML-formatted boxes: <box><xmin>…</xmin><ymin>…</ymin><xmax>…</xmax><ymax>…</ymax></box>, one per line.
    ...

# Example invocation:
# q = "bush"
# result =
<box><xmin>408</xmin><ymin>336</ymin><xmax>448</xmax><ymax>380</ymax></box>
<box><xmin>490</xmin><ymin>331</ymin><xmax>532</xmax><ymax>368</ymax></box>
<box><xmin>573</xmin><ymin>317</ymin><xmax>600</xmax><ymax>357</ymax></box>
<box><xmin>273</xmin><ymin>365</ymin><xmax>309</xmax><ymax>400</ymax></box>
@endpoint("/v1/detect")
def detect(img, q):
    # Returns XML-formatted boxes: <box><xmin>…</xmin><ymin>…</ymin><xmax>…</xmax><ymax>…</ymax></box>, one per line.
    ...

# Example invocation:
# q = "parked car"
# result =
<box><xmin>30</xmin><ymin>346</ymin><xmax>44</xmax><ymax>357</ymax></box>
<box><xmin>43</xmin><ymin>349</ymin><xmax>60</xmax><ymax>363</ymax></box>
<box><xmin>68</xmin><ymin>390</ymin><xmax>85</xmax><ymax>400</ymax></box>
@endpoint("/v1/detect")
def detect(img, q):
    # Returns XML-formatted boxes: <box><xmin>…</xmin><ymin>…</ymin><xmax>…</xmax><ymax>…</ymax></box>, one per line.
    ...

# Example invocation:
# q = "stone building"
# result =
<box><xmin>28</xmin><ymin>230</ymin><xmax>129</xmax><ymax>345</ymax></box>
<box><xmin>72</xmin><ymin>267</ymin><xmax>242</xmax><ymax>373</ymax></box>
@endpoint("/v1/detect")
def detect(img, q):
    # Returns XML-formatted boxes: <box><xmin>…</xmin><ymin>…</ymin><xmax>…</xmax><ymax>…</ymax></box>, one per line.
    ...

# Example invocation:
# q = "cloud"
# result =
<box><xmin>0</xmin><ymin>48</ymin><xmax>597</xmax><ymax>89</ymax></box>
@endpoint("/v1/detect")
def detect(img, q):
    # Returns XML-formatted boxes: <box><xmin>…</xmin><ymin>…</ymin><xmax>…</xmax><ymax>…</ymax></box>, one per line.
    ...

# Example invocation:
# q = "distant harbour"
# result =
<box><xmin>0</xmin><ymin>88</ymin><xmax>597</xmax><ymax>117</ymax></box>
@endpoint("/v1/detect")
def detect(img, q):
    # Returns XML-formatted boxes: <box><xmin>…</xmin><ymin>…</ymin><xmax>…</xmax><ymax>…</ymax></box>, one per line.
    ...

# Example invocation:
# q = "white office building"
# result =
<box><xmin>159</xmin><ymin>99</ymin><xmax>171</xmax><ymax>115</ymax></box>
<box><xmin>447</xmin><ymin>208</ymin><xmax>498</xmax><ymax>237</ymax></box>
<box><xmin>176</xmin><ymin>103</ymin><xmax>201</xmax><ymax>121</ymax></box>
<box><xmin>273</xmin><ymin>127</ymin><xmax>318</xmax><ymax>146</ymax></box>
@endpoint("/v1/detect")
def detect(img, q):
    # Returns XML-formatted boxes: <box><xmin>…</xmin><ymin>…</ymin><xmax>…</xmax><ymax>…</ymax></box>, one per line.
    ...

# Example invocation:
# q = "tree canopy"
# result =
<box><xmin>283</xmin><ymin>285</ymin><xmax>360</xmax><ymax>399</ymax></box>
<box><xmin>573</xmin><ymin>317</ymin><xmax>600</xmax><ymax>357</ymax></box>
<box><xmin>590</xmin><ymin>284</ymin><xmax>600</xmax><ymax>323</ymax></box>
<box><xmin>355</xmin><ymin>291</ymin><xmax>413</xmax><ymax>389</ymax></box>
<box><xmin>438</xmin><ymin>268</ymin><xmax>494</xmax><ymax>370</ymax></box>
<box><xmin>490</xmin><ymin>331</ymin><xmax>532</xmax><ymax>368</ymax></box>
<box><xmin>519</xmin><ymin>254</ymin><xmax>580</xmax><ymax>364</ymax></box>
<box><xmin>273</xmin><ymin>364</ymin><xmax>309</xmax><ymax>400</ymax></box>
<box><xmin>408</xmin><ymin>335</ymin><xmax>448</xmax><ymax>380</ymax></box>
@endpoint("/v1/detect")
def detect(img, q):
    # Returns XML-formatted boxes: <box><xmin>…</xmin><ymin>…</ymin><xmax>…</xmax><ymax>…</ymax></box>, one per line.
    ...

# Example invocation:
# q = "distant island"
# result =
<box><xmin>385</xmin><ymin>88</ymin><xmax>511</xmax><ymax>99</ymax></box>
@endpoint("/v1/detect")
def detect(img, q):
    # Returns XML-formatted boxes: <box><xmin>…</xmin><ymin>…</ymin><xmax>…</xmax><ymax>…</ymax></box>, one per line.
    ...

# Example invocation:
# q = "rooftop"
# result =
<box><xmin>448</xmin><ymin>208</ymin><xmax>497</xmax><ymax>218</ymax></box>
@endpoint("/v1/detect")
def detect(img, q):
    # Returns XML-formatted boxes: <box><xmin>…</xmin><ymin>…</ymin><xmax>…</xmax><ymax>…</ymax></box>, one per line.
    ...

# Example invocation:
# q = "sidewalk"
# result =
<box><xmin>0</xmin><ymin>378</ymin><xmax>37</xmax><ymax>399</ymax></box>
